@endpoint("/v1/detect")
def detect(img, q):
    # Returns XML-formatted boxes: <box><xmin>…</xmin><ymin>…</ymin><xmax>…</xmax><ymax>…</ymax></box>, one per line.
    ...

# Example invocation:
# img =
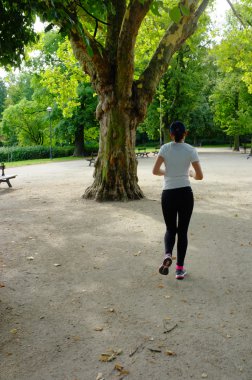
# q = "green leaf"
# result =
<box><xmin>180</xmin><ymin>5</ymin><xmax>190</xmax><ymax>17</ymax></box>
<box><xmin>150</xmin><ymin>2</ymin><xmax>162</xmax><ymax>17</ymax></box>
<box><xmin>169</xmin><ymin>6</ymin><xmax>181</xmax><ymax>24</ymax></box>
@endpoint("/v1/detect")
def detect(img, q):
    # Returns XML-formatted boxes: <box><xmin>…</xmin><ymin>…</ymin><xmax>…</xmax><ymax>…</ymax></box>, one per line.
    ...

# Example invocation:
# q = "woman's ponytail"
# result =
<box><xmin>174</xmin><ymin>131</ymin><xmax>184</xmax><ymax>143</ymax></box>
<box><xmin>170</xmin><ymin>121</ymin><xmax>186</xmax><ymax>142</ymax></box>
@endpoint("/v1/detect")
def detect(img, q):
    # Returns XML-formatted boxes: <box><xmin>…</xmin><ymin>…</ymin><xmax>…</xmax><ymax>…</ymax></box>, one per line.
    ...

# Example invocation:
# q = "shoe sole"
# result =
<box><xmin>159</xmin><ymin>256</ymin><xmax>172</xmax><ymax>275</ymax></box>
<box><xmin>176</xmin><ymin>271</ymin><xmax>187</xmax><ymax>280</ymax></box>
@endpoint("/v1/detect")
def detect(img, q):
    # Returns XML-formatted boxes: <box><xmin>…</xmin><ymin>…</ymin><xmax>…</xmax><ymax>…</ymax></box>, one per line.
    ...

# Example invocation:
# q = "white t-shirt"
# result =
<box><xmin>158</xmin><ymin>142</ymin><xmax>199</xmax><ymax>190</ymax></box>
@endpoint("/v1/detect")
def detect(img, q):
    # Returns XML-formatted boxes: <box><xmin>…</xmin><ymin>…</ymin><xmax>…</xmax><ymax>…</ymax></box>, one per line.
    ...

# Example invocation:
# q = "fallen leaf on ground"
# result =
<box><xmin>96</xmin><ymin>373</ymin><xmax>104</xmax><ymax>380</ymax></box>
<box><xmin>157</xmin><ymin>284</ymin><xmax>164</xmax><ymax>288</ymax></box>
<box><xmin>99</xmin><ymin>349</ymin><xmax>122</xmax><ymax>362</ymax></box>
<box><xmin>165</xmin><ymin>350</ymin><xmax>176</xmax><ymax>356</ymax></box>
<box><xmin>0</xmin><ymin>283</ymin><xmax>5</xmax><ymax>288</ymax></box>
<box><xmin>94</xmin><ymin>327</ymin><xmax>103</xmax><ymax>331</ymax></box>
<box><xmin>73</xmin><ymin>336</ymin><xmax>81</xmax><ymax>341</ymax></box>
<box><xmin>10</xmin><ymin>329</ymin><xmax>18</xmax><ymax>334</ymax></box>
<box><xmin>114</xmin><ymin>363</ymin><xmax>130</xmax><ymax>375</ymax></box>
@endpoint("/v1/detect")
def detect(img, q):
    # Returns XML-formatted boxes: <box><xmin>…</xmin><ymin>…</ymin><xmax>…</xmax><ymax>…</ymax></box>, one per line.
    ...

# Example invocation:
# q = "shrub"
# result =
<box><xmin>84</xmin><ymin>141</ymin><xmax>99</xmax><ymax>155</ymax></box>
<box><xmin>0</xmin><ymin>146</ymin><xmax>75</xmax><ymax>162</ymax></box>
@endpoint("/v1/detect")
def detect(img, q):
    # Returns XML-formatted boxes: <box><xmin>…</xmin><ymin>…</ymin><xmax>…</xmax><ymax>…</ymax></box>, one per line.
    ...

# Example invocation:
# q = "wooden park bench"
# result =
<box><xmin>152</xmin><ymin>147</ymin><xmax>160</xmax><ymax>156</ymax></box>
<box><xmin>136</xmin><ymin>147</ymin><xmax>149</xmax><ymax>158</ymax></box>
<box><xmin>0</xmin><ymin>163</ymin><xmax>17</xmax><ymax>188</ymax></box>
<box><xmin>86</xmin><ymin>152</ymin><xmax>97</xmax><ymax>166</ymax></box>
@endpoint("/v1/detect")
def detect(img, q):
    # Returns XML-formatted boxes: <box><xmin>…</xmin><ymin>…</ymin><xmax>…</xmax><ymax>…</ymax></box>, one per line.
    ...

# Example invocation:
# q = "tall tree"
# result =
<box><xmin>0</xmin><ymin>0</ymin><xmax>210</xmax><ymax>200</ymax></box>
<box><xmin>210</xmin><ymin>0</ymin><xmax>252</xmax><ymax>152</ymax></box>
<box><xmin>0</xmin><ymin>80</ymin><xmax>7</xmax><ymax>118</ymax></box>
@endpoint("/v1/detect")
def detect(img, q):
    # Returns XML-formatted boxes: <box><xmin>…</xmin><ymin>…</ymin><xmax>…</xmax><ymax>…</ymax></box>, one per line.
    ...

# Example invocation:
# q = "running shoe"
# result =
<box><xmin>159</xmin><ymin>254</ymin><xmax>172</xmax><ymax>275</ymax></box>
<box><xmin>175</xmin><ymin>269</ymin><xmax>187</xmax><ymax>280</ymax></box>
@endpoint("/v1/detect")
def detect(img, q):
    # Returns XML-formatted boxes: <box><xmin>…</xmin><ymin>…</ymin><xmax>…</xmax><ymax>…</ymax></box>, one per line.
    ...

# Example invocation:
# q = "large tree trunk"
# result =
<box><xmin>83</xmin><ymin>103</ymin><xmax>143</xmax><ymax>201</ymax></box>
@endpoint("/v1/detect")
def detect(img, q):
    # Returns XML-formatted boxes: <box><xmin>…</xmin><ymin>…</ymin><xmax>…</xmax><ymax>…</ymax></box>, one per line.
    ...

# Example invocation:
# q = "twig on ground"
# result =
<box><xmin>163</xmin><ymin>323</ymin><xmax>178</xmax><ymax>334</ymax></box>
<box><xmin>148</xmin><ymin>348</ymin><xmax>162</xmax><ymax>353</ymax></box>
<box><xmin>129</xmin><ymin>343</ymin><xmax>145</xmax><ymax>357</ymax></box>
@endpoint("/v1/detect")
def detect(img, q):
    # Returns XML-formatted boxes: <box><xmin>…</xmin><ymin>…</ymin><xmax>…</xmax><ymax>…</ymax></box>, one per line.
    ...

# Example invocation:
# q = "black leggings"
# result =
<box><xmin>161</xmin><ymin>187</ymin><xmax>194</xmax><ymax>267</ymax></box>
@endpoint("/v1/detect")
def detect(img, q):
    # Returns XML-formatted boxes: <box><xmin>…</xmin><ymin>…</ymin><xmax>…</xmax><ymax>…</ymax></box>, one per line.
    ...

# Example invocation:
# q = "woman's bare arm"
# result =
<box><xmin>189</xmin><ymin>161</ymin><xmax>203</xmax><ymax>180</ymax></box>
<box><xmin>152</xmin><ymin>156</ymin><xmax>165</xmax><ymax>176</ymax></box>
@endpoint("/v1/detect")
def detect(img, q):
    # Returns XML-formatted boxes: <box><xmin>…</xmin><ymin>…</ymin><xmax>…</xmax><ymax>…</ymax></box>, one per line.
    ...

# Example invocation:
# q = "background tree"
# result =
<box><xmin>1</xmin><ymin>99</ymin><xmax>47</xmax><ymax>145</ymax></box>
<box><xmin>38</xmin><ymin>35</ymin><xmax>98</xmax><ymax>156</ymax></box>
<box><xmin>1</xmin><ymin>31</ymin><xmax>99</xmax><ymax>154</ymax></box>
<box><xmin>0</xmin><ymin>0</ymin><xmax>210</xmax><ymax>201</ymax></box>
<box><xmin>53</xmin><ymin>83</ymin><xmax>99</xmax><ymax>155</ymax></box>
<box><xmin>0</xmin><ymin>80</ymin><xmax>7</xmax><ymax>117</ymax></box>
<box><xmin>210</xmin><ymin>0</ymin><xmax>252</xmax><ymax>151</ymax></box>
<box><xmin>138</xmin><ymin>11</ymin><xmax>223</xmax><ymax>145</ymax></box>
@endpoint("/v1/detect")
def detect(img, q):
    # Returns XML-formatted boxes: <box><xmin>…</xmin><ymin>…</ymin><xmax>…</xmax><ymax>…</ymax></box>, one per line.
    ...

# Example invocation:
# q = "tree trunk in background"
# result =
<box><xmin>233</xmin><ymin>135</ymin><xmax>240</xmax><ymax>151</ymax></box>
<box><xmin>84</xmin><ymin>103</ymin><xmax>143</xmax><ymax>201</ymax></box>
<box><xmin>73</xmin><ymin>124</ymin><xmax>85</xmax><ymax>156</ymax></box>
<box><xmin>163</xmin><ymin>127</ymin><xmax>170</xmax><ymax>144</ymax></box>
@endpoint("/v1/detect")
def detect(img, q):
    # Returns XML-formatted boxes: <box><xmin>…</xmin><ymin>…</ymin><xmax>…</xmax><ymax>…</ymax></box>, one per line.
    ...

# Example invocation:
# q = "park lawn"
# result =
<box><xmin>4</xmin><ymin>156</ymin><xmax>85</xmax><ymax>168</ymax></box>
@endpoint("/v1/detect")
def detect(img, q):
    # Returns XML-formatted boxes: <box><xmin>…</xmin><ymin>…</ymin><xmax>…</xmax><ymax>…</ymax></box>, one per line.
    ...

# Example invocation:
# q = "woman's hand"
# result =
<box><xmin>189</xmin><ymin>169</ymin><xmax>194</xmax><ymax>178</ymax></box>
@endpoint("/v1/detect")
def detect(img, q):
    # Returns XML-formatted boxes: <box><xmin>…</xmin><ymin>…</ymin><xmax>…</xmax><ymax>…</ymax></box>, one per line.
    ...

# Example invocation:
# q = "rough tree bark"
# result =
<box><xmin>68</xmin><ymin>0</ymin><xmax>210</xmax><ymax>201</ymax></box>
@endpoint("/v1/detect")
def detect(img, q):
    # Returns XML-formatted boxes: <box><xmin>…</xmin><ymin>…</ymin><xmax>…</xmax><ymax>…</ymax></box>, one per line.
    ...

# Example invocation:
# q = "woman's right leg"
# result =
<box><xmin>161</xmin><ymin>190</ymin><xmax>177</xmax><ymax>255</ymax></box>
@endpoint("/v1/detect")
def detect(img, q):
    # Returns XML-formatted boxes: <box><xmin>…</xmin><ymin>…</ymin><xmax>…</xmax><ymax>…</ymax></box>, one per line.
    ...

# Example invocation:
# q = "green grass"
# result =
<box><xmin>3</xmin><ymin>145</ymin><xmax>235</xmax><ymax>168</ymax></box>
<box><xmin>4</xmin><ymin>156</ymin><xmax>85</xmax><ymax>168</ymax></box>
<box><xmin>199</xmin><ymin>144</ymin><xmax>230</xmax><ymax>148</ymax></box>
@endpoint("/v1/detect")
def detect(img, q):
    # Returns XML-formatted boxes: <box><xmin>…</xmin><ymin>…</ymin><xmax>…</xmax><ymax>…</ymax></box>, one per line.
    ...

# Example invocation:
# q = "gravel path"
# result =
<box><xmin>1</xmin><ymin>148</ymin><xmax>252</xmax><ymax>380</ymax></box>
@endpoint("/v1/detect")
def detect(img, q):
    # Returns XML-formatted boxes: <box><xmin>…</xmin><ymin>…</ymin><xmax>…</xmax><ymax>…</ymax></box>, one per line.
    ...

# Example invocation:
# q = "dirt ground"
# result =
<box><xmin>0</xmin><ymin>148</ymin><xmax>252</xmax><ymax>380</ymax></box>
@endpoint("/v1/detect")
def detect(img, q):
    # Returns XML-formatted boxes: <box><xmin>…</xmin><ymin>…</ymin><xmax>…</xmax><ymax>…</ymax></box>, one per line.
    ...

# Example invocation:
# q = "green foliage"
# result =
<box><xmin>4</xmin><ymin>72</ymin><xmax>34</xmax><ymax>106</ymax></box>
<box><xmin>210</xmin><ymin>1</ymin><xmax>252</xmax><ymax>139</ymax></box>
<box><xmin>138</xmin><ymin>12</ymin><xmax>220</xmax><ymax>143</ymax></box>
<box><xmin>210</xmin><ymin>73</ymin><xmax>252</xmax><ymax>137</ymax></box>
<box><xmin>0</xmin><ymin>145</ymin><xmax>74</xmax><ymax>162</ymax></box>
<box><xmin>1</xmin><ymin>99</ymin><xmax>48</xmax><ymax>145</ymax></box>
<box><xmin>0</xmin><ymin>0</ymin><xmax>37</xmax><ymax>66</ymax></box>
<box><xmin>39</xmin><ymin>36</ymin><xmax>86</xmax><ymax>118</ymax></box>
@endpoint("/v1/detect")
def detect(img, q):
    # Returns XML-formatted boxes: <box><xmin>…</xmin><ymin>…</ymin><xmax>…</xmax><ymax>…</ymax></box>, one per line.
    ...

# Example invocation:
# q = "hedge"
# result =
<box><xmin>0</xmin><ymin>146</ymin><xmax>75</xmax><ymax>162</ymax></box>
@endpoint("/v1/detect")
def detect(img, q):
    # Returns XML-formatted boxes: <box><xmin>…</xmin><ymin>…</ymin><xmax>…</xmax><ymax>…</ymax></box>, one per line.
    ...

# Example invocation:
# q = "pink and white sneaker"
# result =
<box><xmin>159</xmin><ymin>254</ymin><xmax>172</xmax><ymax>275</ymax></box>
<box><xmin>175</xmin><ymin>268</ymin><xmax>187</xmax><ymax>280</ymax></box>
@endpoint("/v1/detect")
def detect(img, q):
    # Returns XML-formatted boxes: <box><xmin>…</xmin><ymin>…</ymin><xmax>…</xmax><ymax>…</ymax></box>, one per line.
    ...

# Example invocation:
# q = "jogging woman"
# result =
<box><xmin>152</xmin><ymin>121</ymin><xmax>203</xmax><ymax>280</ymax></box>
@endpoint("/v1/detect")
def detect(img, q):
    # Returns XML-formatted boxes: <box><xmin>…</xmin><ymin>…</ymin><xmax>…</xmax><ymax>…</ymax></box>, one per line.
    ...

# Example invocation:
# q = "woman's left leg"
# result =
<box><xmin>176</xmin><ymin>188</ymin><xmax>194</xmax><ymax>267</ymax></box>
